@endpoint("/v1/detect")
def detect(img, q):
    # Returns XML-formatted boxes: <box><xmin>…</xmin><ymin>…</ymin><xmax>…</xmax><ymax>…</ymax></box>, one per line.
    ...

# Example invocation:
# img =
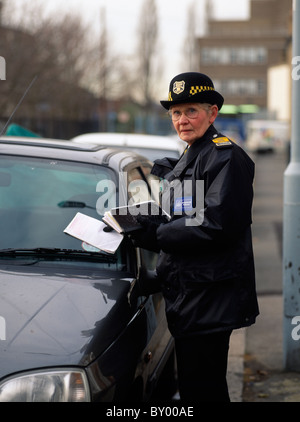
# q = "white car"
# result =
<box><xmin>71</xmin><ymin>132</ymin><xmax>186</xmax><ymax>161</ymax></box>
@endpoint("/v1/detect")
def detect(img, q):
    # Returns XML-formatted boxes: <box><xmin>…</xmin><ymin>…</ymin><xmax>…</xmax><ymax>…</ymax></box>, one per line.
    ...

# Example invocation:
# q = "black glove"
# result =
<box><xmin>129</xmin><ymin>214</ymin><xmax>168</xmax><ymax>252</ymax></box>
<box><xmin>103</xmin><ymin>224</ymin><xmax>114</xmax><ymax>232</ymax></box>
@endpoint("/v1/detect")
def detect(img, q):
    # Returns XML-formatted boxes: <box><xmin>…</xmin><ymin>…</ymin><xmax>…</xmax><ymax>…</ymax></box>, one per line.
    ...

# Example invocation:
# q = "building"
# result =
<box><xmin>197</xmin><ymin>0</ymin><xmax>292</xmax><ymax>116</ymax></box>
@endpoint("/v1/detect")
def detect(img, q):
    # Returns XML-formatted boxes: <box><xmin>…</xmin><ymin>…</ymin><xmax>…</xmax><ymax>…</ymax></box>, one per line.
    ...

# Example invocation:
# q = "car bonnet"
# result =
<box><xmin>0</xmin><ymin>265</ymin><xmax>134</xmax><ymax>378</ymax></box>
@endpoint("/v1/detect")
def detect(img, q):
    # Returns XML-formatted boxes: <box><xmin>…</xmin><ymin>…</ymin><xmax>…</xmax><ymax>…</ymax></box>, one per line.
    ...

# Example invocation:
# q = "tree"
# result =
<box><xmin>0</xmin><ymin>0</ymin><xmax>164</xmax><ymax>137</ymax></box>
<box><xmin>136</xmin><ymin>0</ymin><xmax>159</xmax><ymax>107</ymax></box>
<box><xmin>0</xmin><ymin>1</ymin><xmax>97</xmax><ymax>136</ymax></box>
<box><xmin>182</xmin><ymin>1</ymin><xmax>199</xmax><ymax>71</ymax></box>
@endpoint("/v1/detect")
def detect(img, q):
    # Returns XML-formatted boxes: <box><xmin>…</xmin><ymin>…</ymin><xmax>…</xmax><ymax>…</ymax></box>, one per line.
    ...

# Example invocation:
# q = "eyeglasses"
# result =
<box><xmin>168</xmin><ymin>105</ymin><xmax>211</xmax><ymax>121</ymax></box>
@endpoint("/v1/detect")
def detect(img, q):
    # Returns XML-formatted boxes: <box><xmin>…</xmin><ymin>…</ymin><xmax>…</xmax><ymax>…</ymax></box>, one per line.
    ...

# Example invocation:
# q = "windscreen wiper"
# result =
<box><xmin>0</xmin><ymin>248</ymin><xmax>117</xmax><ymax>263</ymax></box>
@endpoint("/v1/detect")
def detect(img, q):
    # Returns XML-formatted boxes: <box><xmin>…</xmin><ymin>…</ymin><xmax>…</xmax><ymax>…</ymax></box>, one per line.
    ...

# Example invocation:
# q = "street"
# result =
<box><xmin>251</xmin><ymin>150</ymin><xmax>287</xmax><ymax>295</ymax></box>
<box><xmin>241</xmin><ymin>149</ymin><xmax>300</xmax><ymax>402</ymax></box>
<box><xmin>227</xmin><ymin>149</ymin><xmax>288</xmax><ymax>402</ymax></box>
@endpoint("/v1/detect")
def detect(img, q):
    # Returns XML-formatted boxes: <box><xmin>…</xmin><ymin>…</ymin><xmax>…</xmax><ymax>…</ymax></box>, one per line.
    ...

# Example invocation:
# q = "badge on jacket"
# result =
<box><xmin>174</xmin><ymin>196</ymin><xmax>193</xmax><ymax>213</ymax></box>
<box><xmin>212</xmin><ymin>136</ymin><xmax>233</xmax><ymax>148</ymax></box>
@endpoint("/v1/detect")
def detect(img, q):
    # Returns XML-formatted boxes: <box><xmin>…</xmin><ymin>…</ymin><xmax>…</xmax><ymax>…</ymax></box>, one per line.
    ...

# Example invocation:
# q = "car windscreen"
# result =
<box><xmin>0</xmin><ymin>155</ymin><xmax>128</xmax><ymax>269</ymax></box>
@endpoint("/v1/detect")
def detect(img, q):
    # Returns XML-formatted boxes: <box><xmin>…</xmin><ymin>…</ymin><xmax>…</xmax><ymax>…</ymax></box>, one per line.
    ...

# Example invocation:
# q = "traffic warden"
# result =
<box><xmin>131</xmin><ymin>72</ymin><xmax>259</xmax><ymax>402</ymax></box>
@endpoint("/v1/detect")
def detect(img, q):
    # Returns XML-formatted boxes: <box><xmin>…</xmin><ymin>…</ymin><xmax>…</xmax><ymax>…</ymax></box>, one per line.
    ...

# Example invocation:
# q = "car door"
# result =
<box><xmin>123</xmin><ymin>160</ymin><xmax>174</xmax><ymax>398</ymax></box>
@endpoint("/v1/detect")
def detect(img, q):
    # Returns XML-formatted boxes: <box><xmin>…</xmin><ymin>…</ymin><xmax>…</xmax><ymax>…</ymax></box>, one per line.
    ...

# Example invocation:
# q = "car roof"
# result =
<box><xmin>71</xmin><ymin>132</ymin><xmax>185</xmax><ymax>152</ymax></box>
<box><xmin>0</xmin><ymin>136</ymin><xmax>153</xmax><ymax>171</ymax></box>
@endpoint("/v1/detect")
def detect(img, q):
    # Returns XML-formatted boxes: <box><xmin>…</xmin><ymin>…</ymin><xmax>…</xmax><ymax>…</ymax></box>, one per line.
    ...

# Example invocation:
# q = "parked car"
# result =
<box><xmin>71</xmin><ymin>132</ymin><xmax>186</xmax><ymax>161</ymax></box>
<box><xmin>0</xmin><ymin>136</ymin><xmax>177</xmax><ymax>402</ymax></box>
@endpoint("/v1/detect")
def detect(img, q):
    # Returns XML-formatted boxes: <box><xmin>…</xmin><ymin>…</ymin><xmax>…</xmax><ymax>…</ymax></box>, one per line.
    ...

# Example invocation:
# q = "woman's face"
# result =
<box><xmin>170</xmin><ymin>103</ymin><xmax>218</xmax><ymax>145</ymax></box>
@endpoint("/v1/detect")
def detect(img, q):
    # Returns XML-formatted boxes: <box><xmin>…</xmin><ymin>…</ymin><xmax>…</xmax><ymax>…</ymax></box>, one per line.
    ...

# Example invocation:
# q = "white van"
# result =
<box><xmin>71</xmin><ymin>132</ymin><xmax>186</xmax><ymax>161</ymax></box>
<box><xmin>245</xmin><ymin>120</ymin><xmax>290</xmax><ymax>153</ymax></box>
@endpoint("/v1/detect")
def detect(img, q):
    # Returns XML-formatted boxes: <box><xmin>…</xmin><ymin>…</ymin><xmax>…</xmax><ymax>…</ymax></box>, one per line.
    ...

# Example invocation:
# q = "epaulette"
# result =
<box><xmin>212</xmin><ymin>136</ymin><xmax>233</xmax><ymax>149</ymax></box>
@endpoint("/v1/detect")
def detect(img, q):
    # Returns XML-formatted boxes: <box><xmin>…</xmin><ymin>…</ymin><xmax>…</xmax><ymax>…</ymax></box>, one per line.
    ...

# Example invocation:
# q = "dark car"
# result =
<box><xmin>0</xmin><ymin>137</ymin><xmax>177</xmax><ymax>402</ymax></box>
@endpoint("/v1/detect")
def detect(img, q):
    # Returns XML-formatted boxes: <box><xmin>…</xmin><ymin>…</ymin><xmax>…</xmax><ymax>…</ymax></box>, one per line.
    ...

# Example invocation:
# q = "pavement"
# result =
<box><xmin>227</xmin><ymin>150</ymin><xmax>300</xmax><ymax>403</ymax></box>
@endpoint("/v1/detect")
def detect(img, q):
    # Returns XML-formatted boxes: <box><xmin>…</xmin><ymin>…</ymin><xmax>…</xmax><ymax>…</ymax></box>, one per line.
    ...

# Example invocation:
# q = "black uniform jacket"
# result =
<box><xmin>151</xmin><ymin>125</ymin><xmax>259</xmax><ymax>338</ymax></box>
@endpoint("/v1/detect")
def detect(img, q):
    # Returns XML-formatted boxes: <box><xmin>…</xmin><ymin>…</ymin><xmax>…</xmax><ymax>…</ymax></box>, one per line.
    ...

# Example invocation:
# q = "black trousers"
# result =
<box><xmin>175</xmin><ymin>330</ymin><xmax>232</xmax><ymax>402</ymax></box>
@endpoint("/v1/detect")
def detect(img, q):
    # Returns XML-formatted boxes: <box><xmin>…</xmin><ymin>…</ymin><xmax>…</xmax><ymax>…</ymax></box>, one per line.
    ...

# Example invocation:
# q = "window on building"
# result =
<box><xmin>201</xmin><ymin>47</ymin><xmax>267</xmax><ymax>65</ymax></box>
<box><xmin>214</xmin><ymin>79</ymin><xmax>265</xmax><ymax>97</ymax></box>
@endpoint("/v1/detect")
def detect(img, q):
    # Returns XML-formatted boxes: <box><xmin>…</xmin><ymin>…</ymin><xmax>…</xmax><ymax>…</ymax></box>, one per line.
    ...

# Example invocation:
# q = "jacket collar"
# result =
<box><xmin>151</xmin><ymin>125</ymin><xmax>219</xmax><ymax>181</ymax></box>
<box><xmin>169</xmin><ymin>125</ymin><xmax>217</xmax><ymax>180</ymax></box>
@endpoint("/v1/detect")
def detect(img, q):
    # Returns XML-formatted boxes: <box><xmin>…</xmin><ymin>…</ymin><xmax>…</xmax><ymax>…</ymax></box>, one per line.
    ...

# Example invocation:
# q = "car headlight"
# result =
<box><xmin>0</xmin><ymin>368</ymin><xmax>91</xmax><ymax>402</ymax></box>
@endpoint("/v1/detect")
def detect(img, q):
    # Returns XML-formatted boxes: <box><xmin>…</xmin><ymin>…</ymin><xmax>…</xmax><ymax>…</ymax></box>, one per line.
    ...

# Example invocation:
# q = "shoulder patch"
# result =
<box><xmin>212</xmin><ymin>136</ymin><xmax>233</xmax><ymax>149</ymax></box>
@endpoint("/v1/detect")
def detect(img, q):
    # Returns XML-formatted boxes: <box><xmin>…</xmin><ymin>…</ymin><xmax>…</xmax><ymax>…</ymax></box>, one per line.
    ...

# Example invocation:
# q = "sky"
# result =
<box><xmin>11</xmin><ymin>0</ymin><xmax>250</xmax><ymax>95</ymax></box>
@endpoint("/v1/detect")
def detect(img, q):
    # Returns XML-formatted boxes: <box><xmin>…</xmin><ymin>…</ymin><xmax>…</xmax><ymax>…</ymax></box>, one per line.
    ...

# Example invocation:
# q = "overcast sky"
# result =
<box><xmin>11</xmin><ymin>0</ymin><xmax>250</xmax><ymax>94</ymax></box>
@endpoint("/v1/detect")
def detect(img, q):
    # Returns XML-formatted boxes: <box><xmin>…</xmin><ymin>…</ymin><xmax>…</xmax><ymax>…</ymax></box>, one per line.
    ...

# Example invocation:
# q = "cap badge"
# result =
<box><xmin>173</xmin><ymin>80</ymin><xmax>185</xmax><ymax>95</ymax></box>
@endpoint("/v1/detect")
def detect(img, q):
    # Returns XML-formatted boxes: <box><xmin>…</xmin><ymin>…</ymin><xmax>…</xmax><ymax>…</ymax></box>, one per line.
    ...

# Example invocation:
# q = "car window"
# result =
<box><xmin>0</xmin><ymin>155</ymin><xmax>131</xmax><ymax>270</ymax></box>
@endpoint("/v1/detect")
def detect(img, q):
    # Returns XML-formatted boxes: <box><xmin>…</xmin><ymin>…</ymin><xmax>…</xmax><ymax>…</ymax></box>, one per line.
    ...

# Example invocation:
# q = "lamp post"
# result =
<box><xmin>283</xmin><ymin>0</ymin><xmax>300</xmax><ymax>371</ymax></box>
